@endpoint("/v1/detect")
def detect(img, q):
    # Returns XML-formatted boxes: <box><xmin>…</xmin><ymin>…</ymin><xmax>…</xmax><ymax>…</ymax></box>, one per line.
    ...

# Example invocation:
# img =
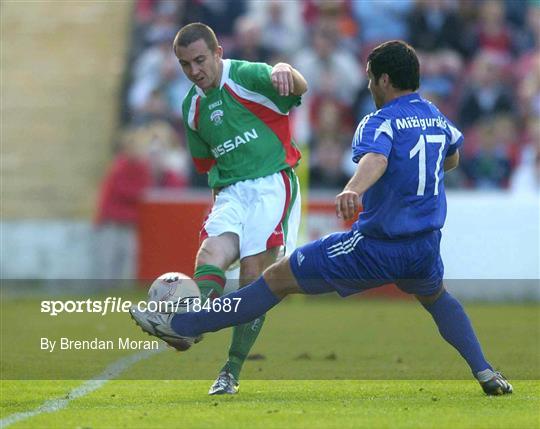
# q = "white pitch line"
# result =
<box><xmin>1</xmin><ymin>347</ymin><xmax>165</xmax><ymax>428</ymax></box>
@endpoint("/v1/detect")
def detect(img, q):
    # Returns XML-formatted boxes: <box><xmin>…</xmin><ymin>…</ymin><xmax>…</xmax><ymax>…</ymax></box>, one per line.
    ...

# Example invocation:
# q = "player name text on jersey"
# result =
<box><xmin>395</xmin><ymin>115</ymin><xmax>448</xmax><ymax>131</ymax></box>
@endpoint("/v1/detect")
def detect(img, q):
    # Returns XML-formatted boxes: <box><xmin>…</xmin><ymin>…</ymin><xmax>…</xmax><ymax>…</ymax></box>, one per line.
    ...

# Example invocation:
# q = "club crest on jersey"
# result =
<box><xmin>210</xmin><ymin>109</ymin><xmax>224</xmax><ymax>126</ymax></box>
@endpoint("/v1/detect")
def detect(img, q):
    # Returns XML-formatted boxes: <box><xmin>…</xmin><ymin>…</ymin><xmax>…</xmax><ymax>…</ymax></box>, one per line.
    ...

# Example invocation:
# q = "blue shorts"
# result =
<box><xmin>290</xmin><ymin>229</ymin><xmax>444</xmax><ymax>297</ymax></box>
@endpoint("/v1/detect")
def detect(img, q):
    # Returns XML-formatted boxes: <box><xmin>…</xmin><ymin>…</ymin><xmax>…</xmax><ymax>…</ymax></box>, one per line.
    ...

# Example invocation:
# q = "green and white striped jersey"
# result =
<box><xmin>181</xmin><ymin>59</ymin><xmax>302</xmax><ymax>188</ymax></box>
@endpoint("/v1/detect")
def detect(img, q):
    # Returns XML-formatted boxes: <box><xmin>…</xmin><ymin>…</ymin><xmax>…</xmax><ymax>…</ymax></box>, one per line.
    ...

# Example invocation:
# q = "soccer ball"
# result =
<box><xmin>148</xmin><ymin>272</ymin><xmax>200</xmax><ymax>313</ymax></box>
<box><xmin>147</xmin><ymin>272</ymin><xmax>200</xmax><ymax>351</ymax></box>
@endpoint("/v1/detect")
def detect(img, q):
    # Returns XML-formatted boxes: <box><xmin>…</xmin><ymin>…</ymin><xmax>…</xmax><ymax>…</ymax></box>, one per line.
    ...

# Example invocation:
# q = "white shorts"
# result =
<box><xmin>201</xmin><ymin>169</ymin><xmax>301</xmax><ymax>259</ymax></box>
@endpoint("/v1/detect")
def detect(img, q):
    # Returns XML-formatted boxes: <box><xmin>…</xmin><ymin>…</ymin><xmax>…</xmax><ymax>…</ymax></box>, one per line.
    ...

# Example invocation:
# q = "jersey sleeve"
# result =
<box><xmin>182</xmin><ymin>94</ymin><xmax>216</xmax><ymax>174</ymax></box>
<box><xmin>185</xmin><ymin>126</ymin><xmax>216</xmax><ymax>173</ymax></box>
<box><xmin>351</xmin><ymin>113</ymin><xmax>393</xmax><ymax>163</ymax></box>
<box><xmin>446</xmin><ymin>121</ymin><xmax>464</xmax><ymax>157</ymax></box>
<box><xmin>236</xmin><ymin>61</ymin><xmax>301</xmax><ymax>113</ymax></box>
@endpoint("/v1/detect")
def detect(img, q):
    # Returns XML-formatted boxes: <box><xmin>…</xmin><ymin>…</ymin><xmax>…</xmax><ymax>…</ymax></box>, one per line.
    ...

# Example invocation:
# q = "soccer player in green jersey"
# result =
<box><xmin>174</xmin><ymin>22</ymin><xmax>308</xmax><ymax>394</ymax></box>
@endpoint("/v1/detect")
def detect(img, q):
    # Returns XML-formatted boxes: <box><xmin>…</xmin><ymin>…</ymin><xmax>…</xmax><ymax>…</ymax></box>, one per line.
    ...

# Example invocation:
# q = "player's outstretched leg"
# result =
<box><xmin>129</xmin><ymin>275</ymin><xmax>279</xmax><ymax>352</ymax></box>
<box><xmin>418</xmin><ymin>288</ymin><xmax>513</xmax><ymax>395</ymax></box>
<box><xmin>171</xmin><ymin>276</ymin><xmax>280</xmax><ymax>337</ymax></box>
<box><xmin>131</xmin><ymin>258</ymin><xmax>299</xmax><ymax>394</ymax></box>
<box><xmin>136</xmin><ymin>256</ymin><xmax>299</xmax><ymax>339</ymax></box>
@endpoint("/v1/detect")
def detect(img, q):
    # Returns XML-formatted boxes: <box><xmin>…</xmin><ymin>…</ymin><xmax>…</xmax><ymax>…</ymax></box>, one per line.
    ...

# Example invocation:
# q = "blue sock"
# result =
<box><xmin>423</xmin><ymin>290</ymin><xmax>492</xmax><ymax>376</ymax></box>
<box><xmin>171</xmin><ymin>276</ymin><xmax>280</xmax><ymax>337</ymax></box>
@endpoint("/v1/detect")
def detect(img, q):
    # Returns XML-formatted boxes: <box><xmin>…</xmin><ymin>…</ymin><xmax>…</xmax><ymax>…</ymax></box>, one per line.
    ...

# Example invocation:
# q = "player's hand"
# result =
<box><xmin>335</xmin><ymin>190</ymin><xmax>360</xmax><ymax>220</ymax></box>
<box><xmin>271</xmin><ymin>63</ymin><xmax>294</xmax><ymax>96</ymax></box>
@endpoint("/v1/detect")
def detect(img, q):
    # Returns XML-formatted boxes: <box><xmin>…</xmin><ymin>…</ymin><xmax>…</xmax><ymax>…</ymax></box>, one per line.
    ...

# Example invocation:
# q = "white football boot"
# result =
<box><xmin>129</xmin><ymin>306</ymin><xmax>201</xmax><ymax>351</ymax></box>
<box><xmin>208</xmin><ymin>370</ymin><xmax>239</xmax><ymax>395</ymax></box>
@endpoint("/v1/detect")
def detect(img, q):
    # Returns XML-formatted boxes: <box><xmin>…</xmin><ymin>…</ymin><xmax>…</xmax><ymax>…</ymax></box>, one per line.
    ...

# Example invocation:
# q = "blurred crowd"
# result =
<box><xmin>115</xmin><ymin>0</ymin><xmax>539</xmax><ymax>193</ymax></box>
<box><xmin>94</xmin><ymin>121</ymin><xmax>189</xmax><ymax>279</ymax></box>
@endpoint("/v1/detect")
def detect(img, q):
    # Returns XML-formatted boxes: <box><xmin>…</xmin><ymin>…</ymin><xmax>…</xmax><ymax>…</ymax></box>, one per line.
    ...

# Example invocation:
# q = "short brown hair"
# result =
<box><xmin>173</xmin><ymin>23</ymin><xmax>219</xmax><ymax>53</ymax></box>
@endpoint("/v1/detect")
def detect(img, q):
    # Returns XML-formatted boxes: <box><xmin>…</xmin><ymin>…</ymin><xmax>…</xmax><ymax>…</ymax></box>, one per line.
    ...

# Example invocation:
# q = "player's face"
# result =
<box><xmin>367</xmin><ymin>63</ymin><xmax>384</xmax><ymax>109</ymax></box>
<box><xmin>176</xmin><ymin>39</ymin><xmax>223</xmax><ymax>91</ymax></box>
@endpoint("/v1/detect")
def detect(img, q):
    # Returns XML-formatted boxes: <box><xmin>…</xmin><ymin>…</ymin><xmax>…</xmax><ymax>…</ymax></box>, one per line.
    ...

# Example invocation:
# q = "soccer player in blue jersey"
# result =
<box><xmin>131</xmin><ymin>40</ymin><xmax>512</xmax><ymax>395</ymax></box>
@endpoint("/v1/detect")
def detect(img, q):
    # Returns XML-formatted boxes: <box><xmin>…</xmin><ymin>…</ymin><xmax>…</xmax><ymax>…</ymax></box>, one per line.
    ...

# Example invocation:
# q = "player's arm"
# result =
<box><xmin>336</xmin><ymin>153</ymin><xmax>388</xmax><ymax>220</ymax></box>
<box><xmin>182</xmin><ymin>95</ymin><xmax>216</xmax><ymax>175</ymax></box>
<box><xmin>444</xmin><ymin>149</ymin><xmax>459</xmax><ymax>172</ymax></box>
<box><xmin>186</xmin><ymin>129</ymin><xmax>215</xmax><ymax>174</ymax></box>
<box><xmin>271</xmin><ymin>63</ymin><xmax>308</xmax><ymax>96</ymax></box>
<box><xmin>445</xmin><ymin>121</ymin><xmax>463</xmax><ymax>172</ymax></box>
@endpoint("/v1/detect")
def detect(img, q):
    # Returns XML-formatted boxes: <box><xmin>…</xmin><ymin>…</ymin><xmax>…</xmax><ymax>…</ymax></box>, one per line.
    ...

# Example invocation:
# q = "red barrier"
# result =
<box><xmin>138</xmin><ymin>190</ymin><xmax>211</xmax><ymax>280</ymax></box>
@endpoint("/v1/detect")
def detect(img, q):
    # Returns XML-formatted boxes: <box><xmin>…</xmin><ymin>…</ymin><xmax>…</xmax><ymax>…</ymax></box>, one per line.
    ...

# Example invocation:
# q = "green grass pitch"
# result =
<box><xmin>1</xmin><ymin>295</ymin><xmax>539</xmax><ymax>428</ymax></box>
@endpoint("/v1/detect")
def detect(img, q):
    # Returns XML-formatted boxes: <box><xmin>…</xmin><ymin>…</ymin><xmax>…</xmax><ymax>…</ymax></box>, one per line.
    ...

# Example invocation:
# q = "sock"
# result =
<box><xmin>194</xmin><ymin>264</ymin><xmax>226</xmax><ymax>301</ymax></box>
<box><xmin>423</xmin><ymin>290</ymin><xmax>492</xmax><ymax>377</ymax></box>
<box><xmin>171</xmin><ymin>276</ymin><xmax>279</xmax><ymax>337</ymax></box>
<box><xmin>222</xmin><ymin>314</ymin><xmax>266</xmax><ymax>380</ymax></box>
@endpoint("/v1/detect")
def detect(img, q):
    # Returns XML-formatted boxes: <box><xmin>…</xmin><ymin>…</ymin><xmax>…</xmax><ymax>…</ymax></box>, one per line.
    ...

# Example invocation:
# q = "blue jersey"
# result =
<box><xmin>352</xmin><ymin>93</ymin><xmax>463</xmax><ymax>239</ymax></box>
